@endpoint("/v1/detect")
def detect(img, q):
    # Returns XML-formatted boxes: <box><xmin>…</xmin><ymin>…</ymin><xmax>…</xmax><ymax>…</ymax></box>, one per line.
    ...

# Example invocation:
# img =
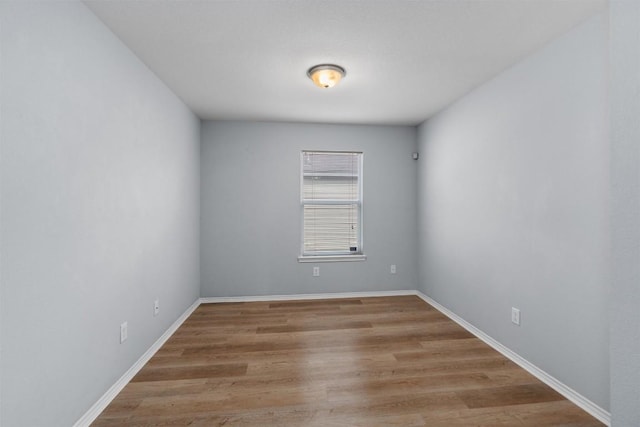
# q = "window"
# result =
<box><xmin>299</xmin><ymin>151</ymin><xmax>365</xmax><ymax>261</ymax></box>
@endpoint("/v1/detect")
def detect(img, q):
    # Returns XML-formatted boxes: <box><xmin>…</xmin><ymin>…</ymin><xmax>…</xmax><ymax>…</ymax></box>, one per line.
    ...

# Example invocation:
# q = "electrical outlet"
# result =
<box><xmin>511</xmin><ymin>308</ymin><xmax>521</xmax><ymax>326</ymax></box>
<box><xmin>390</xmin><ymin>264</ymin><xmax>397</xmax><ymax>274</ymax></box>
<box><xmin>120</xmin><ymin>321</ymin><xmax>128</xmax><ymax>343</ymax></box>
<box><xmin>154</xmin><ymin>299</ymin><xmax>160</xmax><ymax>316</ymax></box>
<box><xmin>313</xmin><ymin>266</ymin><xmax>320</xmax><ymax>277</ymax></box>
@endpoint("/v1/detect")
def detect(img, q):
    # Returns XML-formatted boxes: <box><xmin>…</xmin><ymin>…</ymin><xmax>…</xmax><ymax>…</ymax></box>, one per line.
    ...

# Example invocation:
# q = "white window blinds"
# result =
<box><xmin>301</xmin><ymin>151</ymin><xmax>363</xmax><ymax>256</ymax></box>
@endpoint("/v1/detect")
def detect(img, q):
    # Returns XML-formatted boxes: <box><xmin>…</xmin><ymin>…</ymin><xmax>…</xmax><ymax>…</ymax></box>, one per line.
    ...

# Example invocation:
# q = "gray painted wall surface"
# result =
<box><xmin>201</xmin><ymin>121</ymin><xmax>418</xmax><ymax>297</ymax></box>
<box><xmin>610</xmin><ymin>1</ymin><xmax>640</xmax><ymax>425</ymax></box>
<box><xmin>0</xmin><ymin>2</ymin><xmax>200</xmax><ymax>426</ymax></box>
<box><xmin>416</xmin><ymin>14</ymin><xmax>609</xmax><ymax>409</ymax></box>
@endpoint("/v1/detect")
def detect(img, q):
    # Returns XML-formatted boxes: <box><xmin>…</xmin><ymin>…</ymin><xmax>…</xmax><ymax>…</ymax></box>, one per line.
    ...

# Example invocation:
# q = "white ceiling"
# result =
<box><xmin>85</xmin><ymin>0</ymin><xmax>606</xmax><ymax>126</ymax></box>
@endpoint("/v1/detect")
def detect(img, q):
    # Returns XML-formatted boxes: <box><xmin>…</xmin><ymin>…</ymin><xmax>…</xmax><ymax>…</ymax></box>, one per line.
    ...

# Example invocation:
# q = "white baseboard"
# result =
<box><xmin>74</xmin><ymin>290</ymin><xmax>611</xmax><ymax>427</ymax></box>
<box><xmin>73</xmin><ymin>298</ymin><xmax>201</xmax><ymax>427</ymax></box>
<box><xmin>199</xmin><ymin>289</ymin><xmax>416</xmax><ymax>304</ymax></box>
<box><xmin>414</xmin><ymin>291</ymin><xmax>611</xmax><ymax>426</ymax></box>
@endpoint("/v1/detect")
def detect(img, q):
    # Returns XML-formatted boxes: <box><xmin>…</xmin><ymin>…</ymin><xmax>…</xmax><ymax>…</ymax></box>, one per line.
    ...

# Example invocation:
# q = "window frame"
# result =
<box><xmin>298</xmin><ymin>150</ymin><xmax>366</xmax><ymax>263</ymax></box>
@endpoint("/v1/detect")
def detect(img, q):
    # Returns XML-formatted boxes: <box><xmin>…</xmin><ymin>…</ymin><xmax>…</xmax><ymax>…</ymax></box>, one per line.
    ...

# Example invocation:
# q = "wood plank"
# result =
<box><xmin>131</xmin><ymin>363</ymin><xmax>247</xmax><ymax>382</ymax></box>
<box><xmin>420</xmin><ymin>400</ymin><xmax>604</xmax><ymax>426</ymax></box>
<box><xmin>257</xmin><ymin>320</ymin><xmax>372</xmax><ymax>333</ymax></box>
<box><xmin>455</xmin><ymin>383</ymin><xmax>565</xmax><ymax>408</ymax></box>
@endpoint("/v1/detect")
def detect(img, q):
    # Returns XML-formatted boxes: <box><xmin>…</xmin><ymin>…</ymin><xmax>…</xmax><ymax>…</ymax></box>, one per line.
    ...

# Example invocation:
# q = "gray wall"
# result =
<box><xmin>0</xmin><ymin>2</ymin><xmax>200</xmax><ymax>426</ymax></box>
<box><xmin>201</xmin><ymin>121</ymin><xmax>418</xmax><ymax>297</ymax></box>
<box><xmin>610</xmin><ymin>1</ymin><xmax>640</xmax><ymax>425</ymax></box>
<box><xmin>416</xmin><ymin>13</ymin><xmax>609</xmax><ymax>410</ymax></box>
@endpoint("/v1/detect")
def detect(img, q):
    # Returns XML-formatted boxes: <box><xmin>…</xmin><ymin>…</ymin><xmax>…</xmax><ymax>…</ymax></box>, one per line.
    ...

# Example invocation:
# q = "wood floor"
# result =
<box><xmin>93</xmin><ymin>296</ymin><xmax>603</xmax><ymax>426</ymax></box>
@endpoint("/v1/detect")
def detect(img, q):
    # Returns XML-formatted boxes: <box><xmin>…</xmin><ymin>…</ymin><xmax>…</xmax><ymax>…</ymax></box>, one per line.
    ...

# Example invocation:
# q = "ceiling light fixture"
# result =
<box><xmin>307</xmin><ymin>64</ymin><xmax>346</xmax><ymax>89</ymax></box>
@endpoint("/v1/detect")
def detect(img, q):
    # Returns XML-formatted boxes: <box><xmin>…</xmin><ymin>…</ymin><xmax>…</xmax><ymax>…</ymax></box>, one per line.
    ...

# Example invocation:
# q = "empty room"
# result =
<box><xmin>1</xmin><ymin>0</ymin><xmax>638</xmax><ymax>426</ymax></box>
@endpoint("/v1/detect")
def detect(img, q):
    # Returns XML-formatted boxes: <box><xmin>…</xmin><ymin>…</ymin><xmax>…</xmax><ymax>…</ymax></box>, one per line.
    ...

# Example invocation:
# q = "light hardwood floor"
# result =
<box><xmin>92</xmin><ymin>295</ymin><xmax>603</xmax><ymax>426</ymax></box>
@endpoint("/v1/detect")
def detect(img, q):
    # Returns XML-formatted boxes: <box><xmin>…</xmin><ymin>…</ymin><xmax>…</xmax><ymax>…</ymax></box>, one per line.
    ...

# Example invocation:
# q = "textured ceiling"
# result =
<box><xmin>85</xmin><ymin>0</ymin><xmax>606</xmax><ymax>125</ymax></box>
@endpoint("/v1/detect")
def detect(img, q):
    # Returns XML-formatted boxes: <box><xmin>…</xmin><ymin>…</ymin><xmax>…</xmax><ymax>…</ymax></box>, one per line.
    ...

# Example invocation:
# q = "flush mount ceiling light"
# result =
<box><xmin>307</xmin><ymin>64</ymin><xmax>346</xmax><ymax>89</ymax></box>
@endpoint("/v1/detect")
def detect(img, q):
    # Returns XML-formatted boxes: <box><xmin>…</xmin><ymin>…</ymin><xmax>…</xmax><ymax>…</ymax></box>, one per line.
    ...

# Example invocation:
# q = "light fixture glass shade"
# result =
<box><xmin>307</xmin><ymin>64</ymin><xmax>346</xmax><ymax>89</ymax></box>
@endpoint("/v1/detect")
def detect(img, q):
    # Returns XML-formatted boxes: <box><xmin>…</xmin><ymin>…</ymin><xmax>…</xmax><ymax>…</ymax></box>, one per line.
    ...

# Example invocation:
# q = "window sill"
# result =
<box><xmin>298</xmin><ymin>254</ymin><xmax>367</xmax><ymax>263</ymax></box>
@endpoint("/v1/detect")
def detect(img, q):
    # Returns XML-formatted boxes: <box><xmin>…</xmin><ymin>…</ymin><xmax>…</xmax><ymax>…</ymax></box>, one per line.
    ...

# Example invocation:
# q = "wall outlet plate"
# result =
<box><xmin>511</xmin><ymin>307</ymin><xmax>521</xmax><ymax>326</ymax></box>
<box><xmin>313</xmin><ymin>266</ymin><xmax>320</xmax><ymax>277</ymax></box>
<box><xmin>120</xmin><ymin>321</ymin><xmax>128</xmax><ymax>343</ymax></box>
<box><xmin>390</xmin><ymin>264</ymin><xmax>397</xmax><ymax>274</ymax></box>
